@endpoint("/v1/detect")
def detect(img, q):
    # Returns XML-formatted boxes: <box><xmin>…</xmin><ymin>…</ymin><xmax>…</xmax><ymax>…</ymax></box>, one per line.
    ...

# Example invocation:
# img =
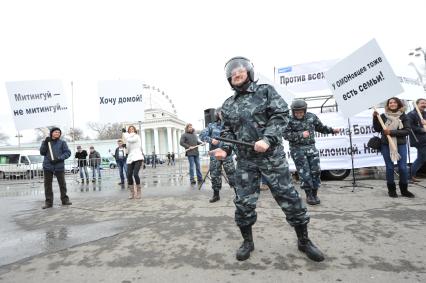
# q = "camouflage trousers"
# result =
<box><xmin>210</xmin><ymin>157</ymin><xmax>236</xmax><ymax>192</ymax></box>
<box><xmin>290</xmin><ymin>146</ymin><xmax>321</xmax><ymax>191</ymax></box>
<box><xmin>234</xmin><ymin>150</ymin><xmax>309</xmax><ymax>227</ymax></box>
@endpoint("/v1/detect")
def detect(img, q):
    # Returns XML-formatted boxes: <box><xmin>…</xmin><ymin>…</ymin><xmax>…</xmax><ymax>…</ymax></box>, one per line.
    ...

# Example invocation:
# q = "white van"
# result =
<box><xmin>0</xmin><ymin>150</ymin><xmax>44</xmax><ymax>179</ymax></box>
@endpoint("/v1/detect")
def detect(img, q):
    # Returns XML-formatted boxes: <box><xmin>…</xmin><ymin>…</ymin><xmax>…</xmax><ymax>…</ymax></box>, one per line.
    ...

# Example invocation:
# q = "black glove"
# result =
<box><xmin>51</xmin><ymin>159</ymin><xmax>61</xmax><ymax>164</ymax></box>
<box><xmin>44</xmin><ymin>137</ymin><xmax>52</xmax><ymax>143</ymax></box>
<box><xmin>122</xmin><ymin>128</ymin><xmax>126</xmax><ymax>133</ymax></box>
<box><xmin>122</xmin><ymin>144</ymin><xmax>126</xmax><ymax>148</ymax></box>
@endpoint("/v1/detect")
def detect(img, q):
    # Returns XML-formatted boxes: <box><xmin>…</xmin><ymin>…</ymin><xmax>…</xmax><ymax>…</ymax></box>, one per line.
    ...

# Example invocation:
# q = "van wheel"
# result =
<box><xmin>110</xmin><ymin>164</ymin><xmax>116</xmax><ymax>169</ymax></box>
<box><xmin>321</xmin><ymin>170</ymin><xmax>350</xmax><ymax>180</ymax></box>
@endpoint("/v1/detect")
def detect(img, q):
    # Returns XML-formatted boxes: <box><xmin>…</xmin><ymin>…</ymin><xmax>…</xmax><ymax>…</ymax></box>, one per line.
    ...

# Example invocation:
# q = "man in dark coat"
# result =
<box><xmin>39</xmin><ymin>127</ymin><xmax>72</xmax><ymax>209</ymax></box>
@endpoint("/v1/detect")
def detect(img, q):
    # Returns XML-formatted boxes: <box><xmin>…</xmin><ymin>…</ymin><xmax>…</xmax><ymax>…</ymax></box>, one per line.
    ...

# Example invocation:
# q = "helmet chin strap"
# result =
<box><xmin>232</xmin><ymin>79</ymin><xmax>252</xmax><ymax>93</ymax></box>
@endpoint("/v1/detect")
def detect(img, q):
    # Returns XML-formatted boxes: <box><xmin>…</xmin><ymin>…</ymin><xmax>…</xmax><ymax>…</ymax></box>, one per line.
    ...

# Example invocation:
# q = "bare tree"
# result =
<box><xmin>65</xmin><ymin>127</ymin><xmax>85</xmax><ymax>142</ymax></box>
<box><xmin>34</xmin><ymin>128</ymin><xmax>48</xmax><ymax>142</ymax></box>
<box><xmin>0</xmin><ymin>132</ymin><xmax>9</xmax><ymax>144</ymax></box>
<box><xmin>87</xmin><ymin>122</ymin><xmax>123</xmax><ymax>140</ymax></box>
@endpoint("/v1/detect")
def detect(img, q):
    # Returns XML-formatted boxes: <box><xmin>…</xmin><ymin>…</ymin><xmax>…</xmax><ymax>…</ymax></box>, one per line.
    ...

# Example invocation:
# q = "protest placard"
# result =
<box><xmin>325</xmin><ymin>39</ymin><xmax>403</xmax><ymax>118</ymax></box>
<box><xmin>98</xmin><ymin>80</ymin><xmax>145</xmax><ymax>123</ymax></box>
<box><xmin>5</xmin><ymin>80</ymin><xmax>70</xmax><ymax>131</ymax></box>
<box><xmin>275</xmin><ymin>60</ymin><xmax>338</xmax><ymax>93</ymax></box>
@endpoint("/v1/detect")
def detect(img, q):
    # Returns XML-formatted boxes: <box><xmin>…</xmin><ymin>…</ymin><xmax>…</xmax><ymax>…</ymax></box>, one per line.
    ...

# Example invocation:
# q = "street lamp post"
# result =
<box><xmin>15</xmin><ymin>132</ymin><xmax>23</xmax><ymax>149</ymax></box>
<box><xmin>409</xmin><ymin>47</ymin><xmax>426</xmax><ymax>91</ymax></box>
<box><xmin>198</xmin><ymin>118</ymin><xmax>207</xmax><ymax>155</ymax></box>
<box><xmin>414</xmin><ymin>47</ymin><xmax>426</xmax><ymax>65</ymax></box>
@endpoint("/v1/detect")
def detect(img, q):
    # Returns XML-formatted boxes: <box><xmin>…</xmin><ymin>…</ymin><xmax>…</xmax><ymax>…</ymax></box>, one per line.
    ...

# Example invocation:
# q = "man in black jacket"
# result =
<box><xmin>75</xmin><ymin>145</ymin><xmax>89</xmax><ymax>184</ymax></box>
<box><xmin>407</xmin><ymin>98</ymin><xmax>426</xmax><ymax>182</ymax></box>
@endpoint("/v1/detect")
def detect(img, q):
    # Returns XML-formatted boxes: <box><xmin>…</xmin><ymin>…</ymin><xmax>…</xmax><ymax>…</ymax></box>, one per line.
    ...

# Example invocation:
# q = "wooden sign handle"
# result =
<box><xmin>373</xmin><ymin>107</ymin><xmax>397</xmax><ymax>153</ymax></box>
<box><xmin>414</xmin><ymin>103</ymin><xmax>426</xmax><ymax>130</ymax></box>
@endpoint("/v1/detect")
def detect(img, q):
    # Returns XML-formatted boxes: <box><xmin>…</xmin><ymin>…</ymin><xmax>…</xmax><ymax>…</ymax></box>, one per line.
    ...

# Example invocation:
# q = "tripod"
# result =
<box><xmin>340</xmin><ymin>118</ymin><xmax>374</xmax><ymax>192</ymax></box>
<box><xmin>198</xmin><ymin>160</ymin><xmax>230</xmax><ymax>190</ymax></box>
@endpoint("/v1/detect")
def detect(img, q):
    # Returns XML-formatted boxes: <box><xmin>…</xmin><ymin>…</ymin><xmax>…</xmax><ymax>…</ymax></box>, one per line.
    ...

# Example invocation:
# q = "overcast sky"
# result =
<box><xmin>1</xmin><ymin>0</ymin><xmax>425</xmax><ymax>144</ymax></box>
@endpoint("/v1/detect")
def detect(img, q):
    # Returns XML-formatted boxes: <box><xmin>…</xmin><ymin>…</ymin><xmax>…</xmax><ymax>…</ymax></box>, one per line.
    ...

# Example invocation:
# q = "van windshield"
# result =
<box><xmin>28</xmin><ymin>155</ymin><xmax>44</xmax><ymax>163</ymax></box>
<box><xmin>0</xmin><ymin>154</ymin><xmax>20</xmax><ymax>164</ymax></box>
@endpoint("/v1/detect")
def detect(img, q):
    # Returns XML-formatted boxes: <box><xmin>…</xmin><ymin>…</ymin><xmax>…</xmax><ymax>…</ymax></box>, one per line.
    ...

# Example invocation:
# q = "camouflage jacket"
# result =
<box><xmin>199</xmin><ymin>121</ymin><xmax>224</xmax><ymax>151</ymax></box>
<box><xmin>220</xmin><ymin>82</ymin><xmax>289</xmax><ymax>156</ymax></box>
<box><xmin>283</xmin><ymin>112</ymin><xmax>334</xmax><ymax>148</ymax></box>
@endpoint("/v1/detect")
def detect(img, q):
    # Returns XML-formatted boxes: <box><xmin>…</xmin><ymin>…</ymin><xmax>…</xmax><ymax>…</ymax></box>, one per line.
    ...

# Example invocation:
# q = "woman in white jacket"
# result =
<box><xmin>124</xmin><ymin>125</ymin><xmax>144</xmax><ymax>199</ymax></box>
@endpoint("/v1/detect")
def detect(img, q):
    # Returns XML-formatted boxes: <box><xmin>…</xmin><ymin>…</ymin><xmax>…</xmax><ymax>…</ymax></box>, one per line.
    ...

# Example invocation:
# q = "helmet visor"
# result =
<box><xmin>225</xmin><ymin>58</ymin><xmax>253</xmax><ymax>79</ymax></box>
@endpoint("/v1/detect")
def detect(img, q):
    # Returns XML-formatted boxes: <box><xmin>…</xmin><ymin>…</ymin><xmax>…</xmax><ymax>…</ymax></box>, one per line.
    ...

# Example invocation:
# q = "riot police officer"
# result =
<box><xmin>284</xmin><ymin>100</ymin><xmax>340</xmax><ymax>205</ymax></box>
<box><xmin>200</xmin><ymin>107</ymin><xmax>236</xmax><ymax>203</ymax></box>
<box><xmin>210</xmin><ymin>57</ymin><xmax>324</xmax><ymax>262</ymax></box>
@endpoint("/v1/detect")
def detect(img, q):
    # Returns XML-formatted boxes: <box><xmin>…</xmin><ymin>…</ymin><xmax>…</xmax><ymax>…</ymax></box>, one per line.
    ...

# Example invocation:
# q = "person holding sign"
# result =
<box><xmin>407</xmin><ymin>98</ymin><xmax>426</xmax><ymax>183</ymax></box>
<box><xmin>39</xmin><ymin>127</ymin><xmax>72</xmax><ymax>209</ymax></box>
<box><xmin>126</xmin><ymin>125</ymin><xmax>144</xmax><ymax>199</ymax></box>
<box><xmin>372</xmin><ymin>97</ymin><xmax>414</xmax><ymax>198</ymax></box>
<box><xmin>283</xmin><ymin>100</ymin><xmax>340</xmax><ymax>205</ymax></box>
<box><xmin>210</xmin><ymin>57</ymin><xmax>324</xmax><ymax>262</ymax></box>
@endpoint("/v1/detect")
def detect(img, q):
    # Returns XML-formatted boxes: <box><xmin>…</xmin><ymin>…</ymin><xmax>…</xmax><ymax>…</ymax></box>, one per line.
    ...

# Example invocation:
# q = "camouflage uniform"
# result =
<box><xmin>283</xmin><ymin>112</ymin><xmax>334</xmax><ymax>192</ymax></box>
<box><xmin>221</xmin><ymin>82</ymin><xmax>309</xmax><ymax>228</ymax></box>
<box><xmin>200</xmin><ymin>121</ymin><xmax>236</xmax><ymax>191</ymax></box>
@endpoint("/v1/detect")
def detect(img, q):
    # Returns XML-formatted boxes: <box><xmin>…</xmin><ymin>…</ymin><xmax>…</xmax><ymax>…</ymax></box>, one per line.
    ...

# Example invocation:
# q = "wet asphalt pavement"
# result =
<box><xmin>0</xmin><ymin>165</ymin><xmax>426</xmax><ymax>282</ymax></box>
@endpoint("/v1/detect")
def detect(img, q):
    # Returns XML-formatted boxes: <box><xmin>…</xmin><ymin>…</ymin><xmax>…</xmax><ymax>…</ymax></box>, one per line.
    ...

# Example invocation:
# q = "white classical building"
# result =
<box><xmin>124</xmin><ymin>86</ymin><xmax>187</xmax><ymax>156</ymax></box>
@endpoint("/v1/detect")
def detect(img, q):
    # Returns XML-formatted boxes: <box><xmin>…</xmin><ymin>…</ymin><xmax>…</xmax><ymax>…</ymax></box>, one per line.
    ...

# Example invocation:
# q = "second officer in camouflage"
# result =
<box><xmin>200</xmin><ymin>108</ymin><xmax>236</xmax><ymax>203</ymax></box>
<box><xmin>210</xmin><ymin>57</ymin><xmax>325</xmax><ymax>263</ymax></box>
<box><xmin>283</xmin><ymin>100</ymin><xmax>340</xmax><ymax>205</ymax></box>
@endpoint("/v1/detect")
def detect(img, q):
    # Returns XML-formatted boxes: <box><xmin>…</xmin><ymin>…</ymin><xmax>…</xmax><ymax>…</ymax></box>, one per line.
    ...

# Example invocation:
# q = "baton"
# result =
<box><xmin>185</xmin><ymin>143</ymin><xmax>207</xmax><ymax>152</ymax></box>
<box><xmin>215</xmin><ymin>137</ymin><xmax>255</xmax><ymax>147</ymax></box>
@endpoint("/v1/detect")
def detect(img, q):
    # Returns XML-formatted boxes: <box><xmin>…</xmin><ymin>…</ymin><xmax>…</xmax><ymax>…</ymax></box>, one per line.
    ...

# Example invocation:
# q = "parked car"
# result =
<box><xmin>0</xmin><ymin>150</ymin><xmax>44</xmax><ymax>179</ymax></box>
<box><xmin>101</xmin><ymin>157</ymin><xmax>117</xmax><ymax>169</ymax></box>
<box><xmin>64</xmin><ymin>162</ymin><xmax>79</xmax><ymax>174</ymax></box>
<box><xmin>145</xmin><ymin>155</ymin><xmax>165</xmax><ymax>165</ymax></box>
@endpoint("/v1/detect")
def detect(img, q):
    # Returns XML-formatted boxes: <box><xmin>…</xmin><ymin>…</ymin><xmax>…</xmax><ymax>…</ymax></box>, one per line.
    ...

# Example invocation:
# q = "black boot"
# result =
<box><xmin>312</xmin><ymin>189</ymin><xmax>320</xmax><ymax>204</ymax></box>
<box><xmin>305</xmin><ymin>190</ymin><xmax>317</xmax><ymax>205</ymax></box>
<box><xmin>399</xmin><ymin>183</ymin><xmax>415</xmax><ymax>198</ymax></box>
<box><xmin>294</xmin><ymin>224</ymin><xmax>324</xmax><ymax>262</ymax></box>
<box><xmin>387</xmin><ymin>183</ymin><xmax>398</xmax><ymax>198</ymax></box>
<box><xmin>209</xmin><ymin>190</ymin><xmax>220</xmax><ymax>203</ymax></box>
<box><xmin>42</xmin><ymin>203</ymin><xmax>53</xmax><ymax>209</ymax></box>
<box><xmin>236</xmin><ymin>225</ymin><xmax>254</xmax><ymax>261</ymax></box>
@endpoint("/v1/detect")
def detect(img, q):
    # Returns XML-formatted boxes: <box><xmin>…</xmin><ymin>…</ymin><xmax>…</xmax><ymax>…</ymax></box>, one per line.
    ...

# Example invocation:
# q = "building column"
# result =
<box><xmin>153</xmin><ymin>128</ymin><xmax>160</xmax><ymax>154</ymax></box>
<box><xmin>172</xmin><ymin>128</ymin><xmax>177</xmax><ymax>153</ymax></box>
<box><xmin>177</xmin><ymin>130</ymin><xmax>183</xmax><ymax>157</ymax></box>
<box><xmin>141</xmin><ymin>129</ymin><xmax>146</xmax><ymax>153</ymax></box>
<box><xmin>166</xmin><ymin>127</ymin><xmax>172</xmax><ymax>153</ymax></box>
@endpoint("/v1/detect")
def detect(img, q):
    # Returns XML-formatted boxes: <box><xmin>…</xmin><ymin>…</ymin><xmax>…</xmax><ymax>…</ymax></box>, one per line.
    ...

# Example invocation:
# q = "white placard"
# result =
<box><xmin>325</xmin><ymin>39</ymin><xmax>404</xmax><ymax>118</ymax></box>
<box><xmin>284</xmin><ymin>110</ymin><xmax>417</xmax><ymax>171</ymax></box>
<box><xmin>5</xmin><ymin>80</ymin><xmax>70</xmax><ymax>131</ymax></box>
<box><xmin>98</xmin><ymin>80</ymin><xmax>145</xmax><ymax>123</ymax></box>
<box><xmin>256</xmin><ymin>73</ymin><xmax>295</xmax><ymax>103</ymax></box>
<box><xmin>275</xmin><ymin>59</ymin><xmax>338</xmax><ymax>93</ymax></box>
